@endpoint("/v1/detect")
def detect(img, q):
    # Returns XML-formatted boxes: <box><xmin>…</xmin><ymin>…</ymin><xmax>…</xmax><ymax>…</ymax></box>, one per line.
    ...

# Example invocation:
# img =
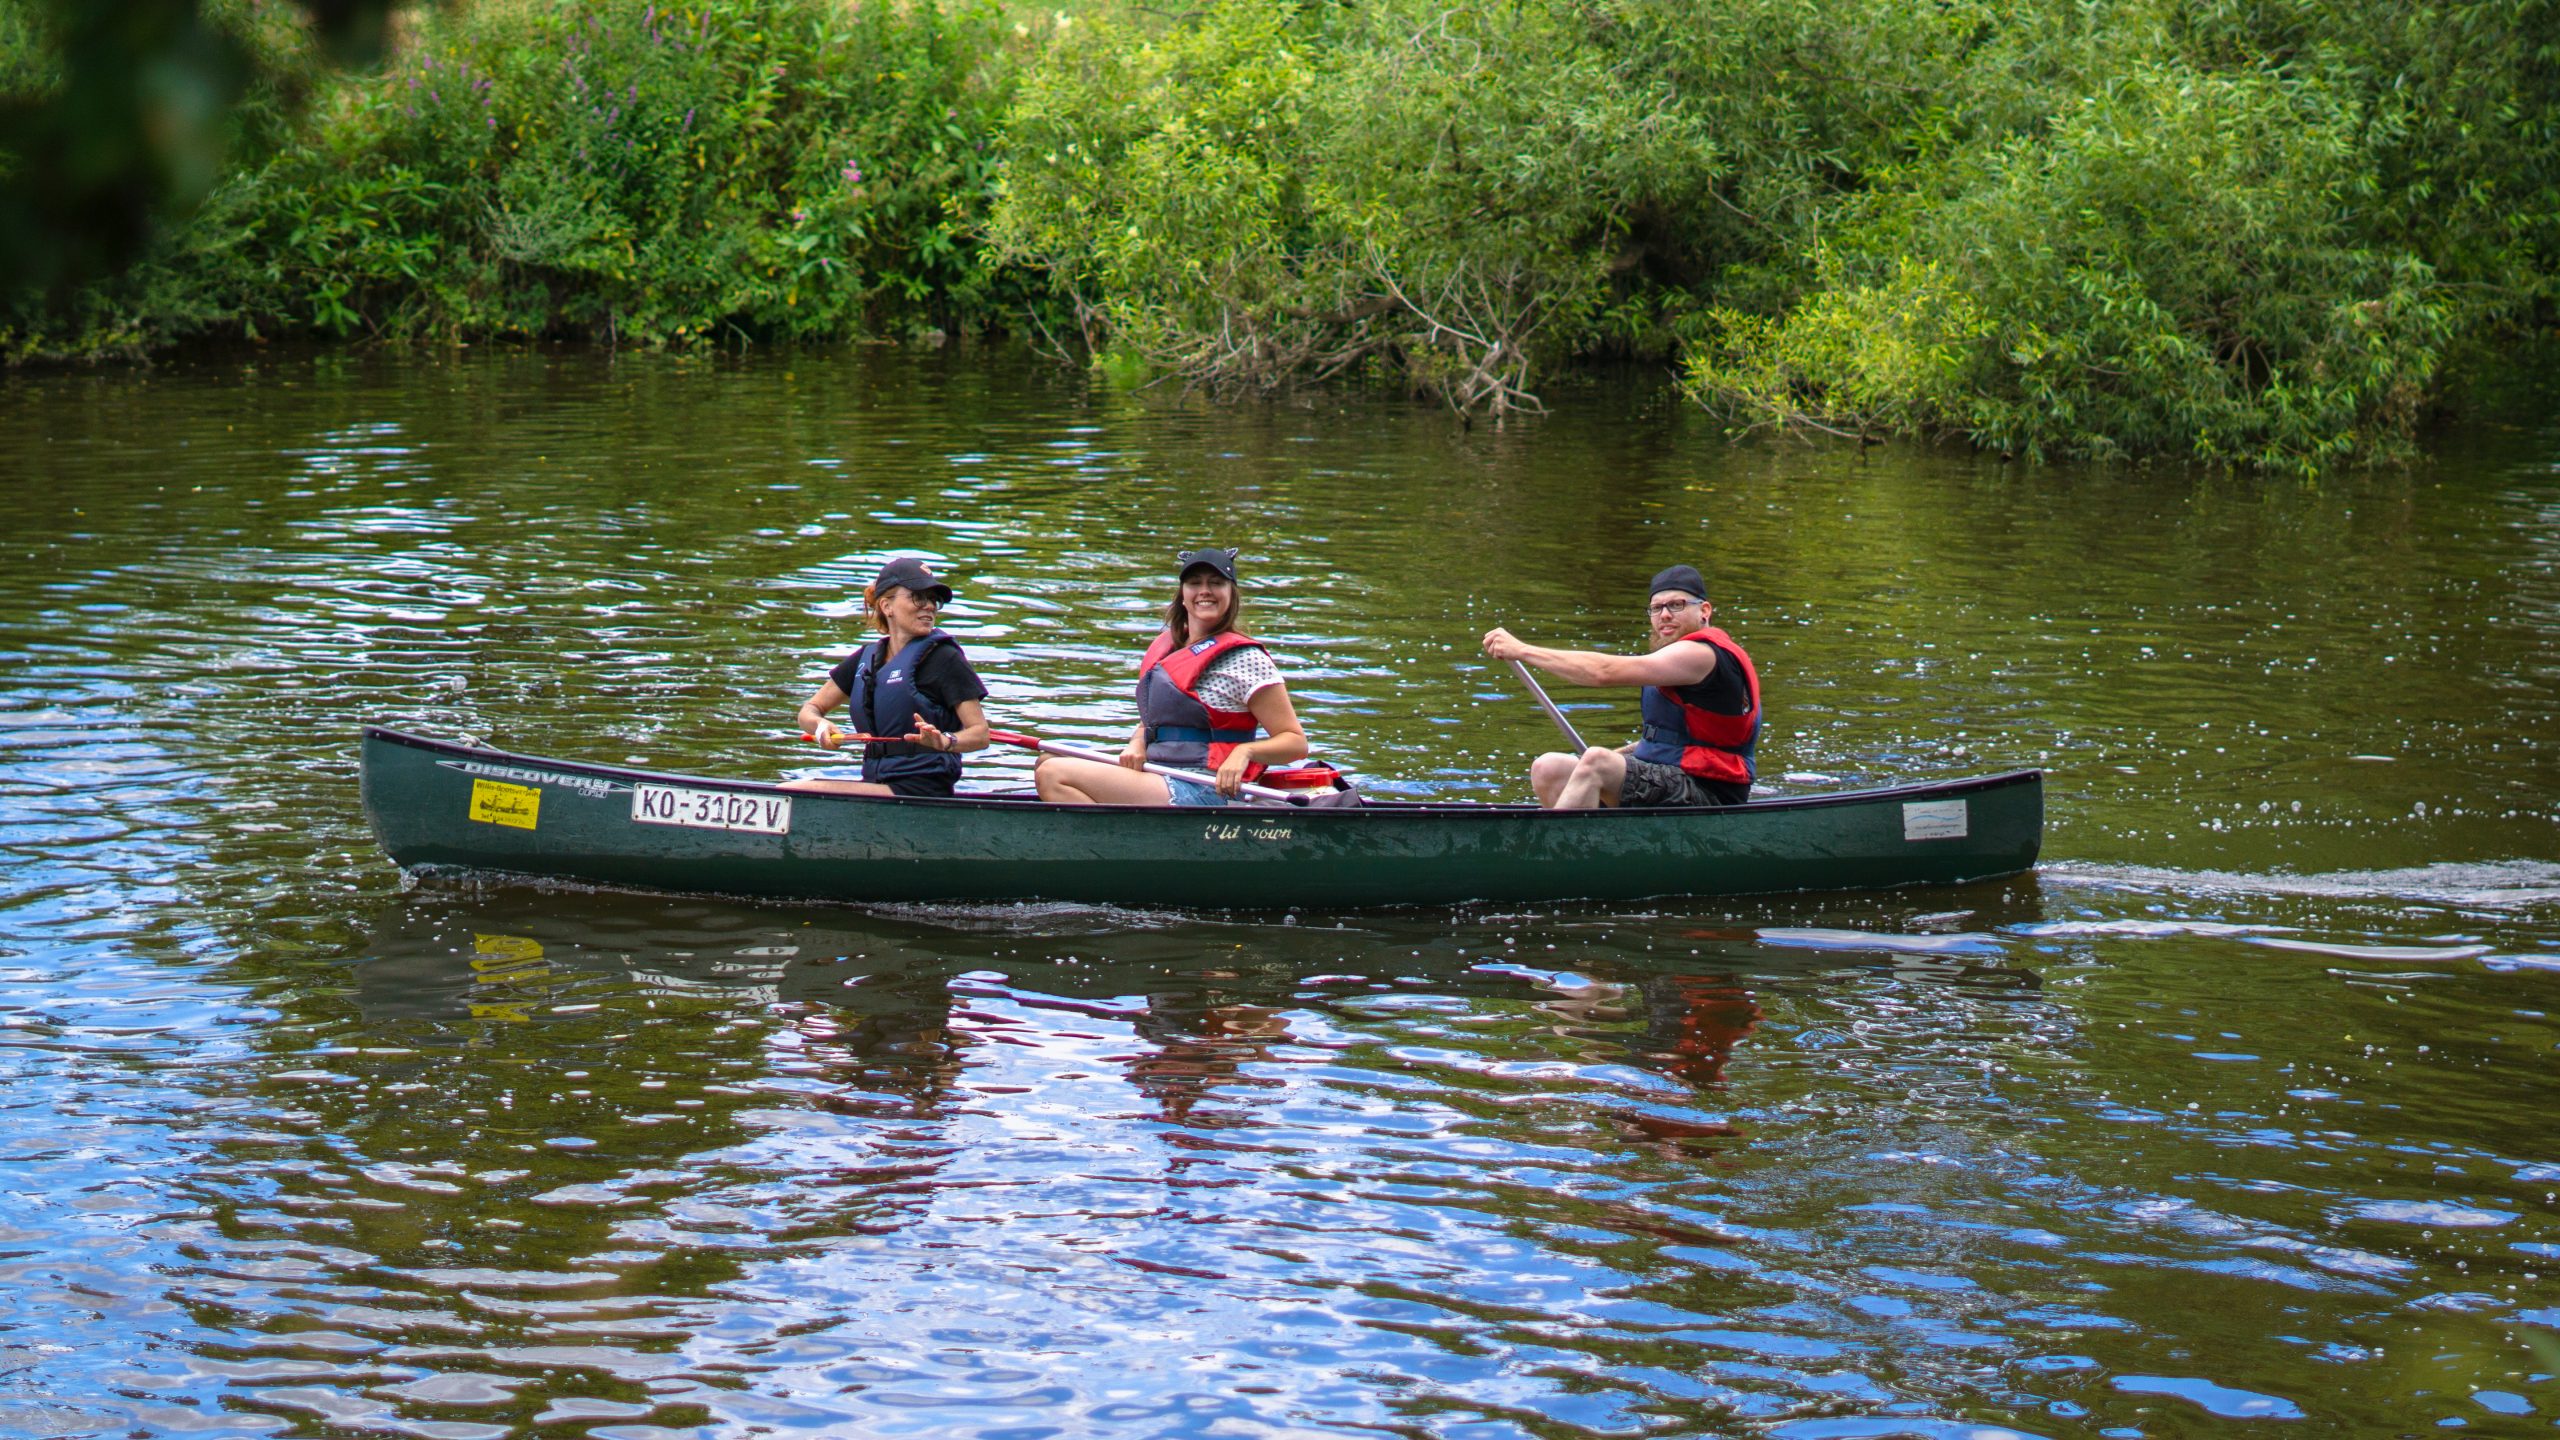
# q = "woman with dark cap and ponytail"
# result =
<box><xmin>785</xmin><ymin>557</ymin><xmax>990</xmax><ymax>798</ymax></box>
<box><xmin>1036</xmin><ymin>548</ymin><xmax>1308</xmax><ymax>807</ymax></box>
<box><xmin>1481</xmin><ymin>563</ymin><xmax>1760</xmax><ymax>810</ymax></box>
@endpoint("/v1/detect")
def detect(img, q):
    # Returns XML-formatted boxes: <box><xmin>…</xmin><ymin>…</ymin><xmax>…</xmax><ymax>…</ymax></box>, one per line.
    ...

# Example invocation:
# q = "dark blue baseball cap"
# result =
<box><xmin>1178</xmin><ymin>548</ymin><xmax>1240</xmax><ymax>582</ymax></box>
<box><xmin>1648</xmin><ymin>564</ymin><xmax>1708</xmax><ymax>601</ymax></box>
<box><xmin>873</xmin><ymin>557</ymin><xmax>953</xmax><ymax>604</ymax></box>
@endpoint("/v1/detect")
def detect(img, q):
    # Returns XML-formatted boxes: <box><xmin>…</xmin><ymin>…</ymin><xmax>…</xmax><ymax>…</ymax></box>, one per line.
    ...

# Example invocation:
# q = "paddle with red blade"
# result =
<box><xmin>986</xmin><ymin>729</ymin><xmax>1302</xmax><ymax>803</ymax></box>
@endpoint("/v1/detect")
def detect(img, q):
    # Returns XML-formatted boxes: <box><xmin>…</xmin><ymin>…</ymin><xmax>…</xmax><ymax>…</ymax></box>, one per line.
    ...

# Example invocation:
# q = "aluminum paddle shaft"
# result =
<box><xmin>1508</xmin><ymin>658</ymin><xmax>1589</xmax><ymax>752</ymax></box>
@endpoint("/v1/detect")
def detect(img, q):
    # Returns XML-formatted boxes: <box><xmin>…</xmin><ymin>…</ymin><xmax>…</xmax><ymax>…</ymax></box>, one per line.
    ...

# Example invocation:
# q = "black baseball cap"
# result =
<box><xmin>1648</xmin><ymin>564</ymin><xmax>1708</xmax><ymax>601</ymax></box>
<box><xmin>872</xmin><ymin>556</ymin><xmax>953</xmax><ymax>604</ymax></box>
<box><xmin>1177</xmin><ymin>548</ymin><xmax>1240</xmax><ymax>582</ymax></box>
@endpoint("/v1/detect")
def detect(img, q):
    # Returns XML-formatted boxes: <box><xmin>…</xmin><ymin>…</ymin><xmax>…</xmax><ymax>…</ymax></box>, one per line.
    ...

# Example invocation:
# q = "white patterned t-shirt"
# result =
<box><xmin>1191</xmin><ymin>644</ymin><xmax>1282</xmax><ymax>713</ymax></box>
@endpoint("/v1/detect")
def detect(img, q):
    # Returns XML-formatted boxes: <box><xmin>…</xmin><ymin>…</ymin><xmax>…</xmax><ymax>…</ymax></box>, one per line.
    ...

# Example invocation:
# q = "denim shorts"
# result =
<box><xmin>1164</xmin><ymin>776</ymin><xmax>1232</xmax><ymax>808</ymax></box>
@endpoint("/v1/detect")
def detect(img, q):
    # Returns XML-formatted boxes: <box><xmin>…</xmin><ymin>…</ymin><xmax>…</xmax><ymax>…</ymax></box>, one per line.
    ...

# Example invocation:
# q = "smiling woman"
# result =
<box><xmin>786</xmin><ymin>557</ymin><xmax>990</xmax><ymax>799</ymax></box>
<box><xmin>1033</xmin><ymin>547</ymin><xmax>1309</xmax><ymax>808</ymax></box>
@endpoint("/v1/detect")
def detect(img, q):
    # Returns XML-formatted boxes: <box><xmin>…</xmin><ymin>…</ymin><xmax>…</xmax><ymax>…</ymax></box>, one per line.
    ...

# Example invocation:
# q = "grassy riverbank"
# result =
<box><xmin>4</xmin><ymin>0</ymin><xmax>2556</xmax><ymax>469</ymax></box>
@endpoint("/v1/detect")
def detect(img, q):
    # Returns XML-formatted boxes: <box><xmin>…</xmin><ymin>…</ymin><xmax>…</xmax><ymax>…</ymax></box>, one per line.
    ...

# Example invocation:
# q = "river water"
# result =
<box><xmin>2</xmin><ymin>348</ymin><xmax>2555</xmax><ymax>1438</ymax></box>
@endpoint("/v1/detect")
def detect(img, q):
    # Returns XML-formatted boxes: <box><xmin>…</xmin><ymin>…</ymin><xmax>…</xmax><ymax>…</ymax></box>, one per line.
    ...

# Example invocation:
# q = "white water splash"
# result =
<box><xmin>2245</xmin><ymin>937</ymin><xmax>2495</xmax><ymax>963</ymax></box>
<box><xmin>2043</xmin><ymin>859</ymin><xmax>2560</xmax><ymax>912</ymax></box>
<box><xmin>1756</xmin><ymin>928</ymin><xmax>2008</xmax><ymax>956</ymax></box>
<box><xmin>2013</xmin><ymin>919</ymin><xmax>2296</xmax><ymax>939</ymax></box>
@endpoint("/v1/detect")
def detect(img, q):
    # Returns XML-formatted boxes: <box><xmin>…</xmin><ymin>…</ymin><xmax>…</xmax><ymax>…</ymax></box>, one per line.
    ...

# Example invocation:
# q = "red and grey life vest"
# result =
<box><xmin>853</xmin><ymin>629</ymin><xmax>962</xmax><ymax>785</ymax></box>
<box><xmin>1630</xmin><ymin>626</ymin><xmax>1760</xmax><ymax>786</ymax></box>
<box><xmin>1136</xmin><ymin>629</ymin><xmax>1267</xmax><ymax>778</ymax></box>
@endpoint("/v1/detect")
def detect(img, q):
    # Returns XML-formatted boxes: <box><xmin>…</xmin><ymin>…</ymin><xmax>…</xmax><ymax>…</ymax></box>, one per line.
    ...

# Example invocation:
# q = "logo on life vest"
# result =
<box><xmin>886</xmin><ymin>668</ymin><xmax>905</xmax><ymax>682</ymax></box>
<box><xmin>1189</xmin><ymin>639</ymin><xmax>1217</xmax><ymax>654</ymax></box>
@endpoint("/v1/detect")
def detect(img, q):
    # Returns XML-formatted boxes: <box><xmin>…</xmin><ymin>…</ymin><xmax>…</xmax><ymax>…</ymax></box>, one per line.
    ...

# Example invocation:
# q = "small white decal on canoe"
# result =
<box><xmin>1902</xmin><ymin>798</ymin><xmax>1969</xmax><ymax>842</ymax></box>
<box><xmin>443</xmin><ymin>759</ymin><xmax>621</xmax><ymax>798</ymax></box>
<box><xmin>632</xmin><ymin>784</ymin><xmax>792</xmax><ymax>836</ymax></box>
<box><xmin>1203</xmin><ymin>823</ymin><xmax>1294</xmax><ymax>842</ymax></box>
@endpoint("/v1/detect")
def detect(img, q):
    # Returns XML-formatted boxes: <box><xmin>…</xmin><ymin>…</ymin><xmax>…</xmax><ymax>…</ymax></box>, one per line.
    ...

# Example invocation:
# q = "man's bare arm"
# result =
<box><xmin>1484</xmin><ymin>629</ymin><xmax>1718</xmax><ymax>688</ymax></box>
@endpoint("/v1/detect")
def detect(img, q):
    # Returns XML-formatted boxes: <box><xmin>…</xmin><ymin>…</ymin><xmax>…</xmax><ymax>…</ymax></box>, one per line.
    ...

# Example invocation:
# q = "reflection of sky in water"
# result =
<box><xmin>0</xmin><ymin>350</ymin><xmax>2554</xmax><ymax>1436</ymax></box>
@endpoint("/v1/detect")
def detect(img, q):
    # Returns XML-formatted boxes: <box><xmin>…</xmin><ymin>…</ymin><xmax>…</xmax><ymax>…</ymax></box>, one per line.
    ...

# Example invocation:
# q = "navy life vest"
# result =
<box><xmin>1136</xmin><ymin>629</ymin><xmax>1267</xmax><ymax>778</ymax></box>
<box><xmin>853</xmin><ymin>629</ymin><xmax>962</xmax><ymax>785</ymax></box>
<box><xmin>1630</xmin><ymin>625</ymin><xmax>1761</xmax><ymax>786</ymax></box>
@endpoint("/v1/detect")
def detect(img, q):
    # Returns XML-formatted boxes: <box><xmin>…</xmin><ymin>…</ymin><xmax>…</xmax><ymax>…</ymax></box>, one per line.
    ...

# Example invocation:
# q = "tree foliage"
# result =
<box><xmin>6</xmin><ymin>0</ymin><xmax>2558</xmax><ymax>467</ymax></box>
<box><xmin>994</xmin><ymin>0</ymin><xmax>2560</xmax><ymax>463</ymax></box>
<box><xmin>0</xmin><ymin>0</ymin><xmax>365</xmax><ymax>300</ymax></box>
<box><xmin>1693</xmin><ymin>63</ymin><xmax>2458</xmax><ymax>469</ymax></box>
<box><xmin>1680</xmin><ymin>0</ymin><xmax>2558</xmax><ymax>467</ymax></box>
<box><xmin>3</xmin><ymin>0</ymin><xmax>1033</xmax><ymax>357</ymax></box>
<box><xmin>992</xmin><ymin>0</ymin><xmax>1737</xmax><ymax>413</ymax></box>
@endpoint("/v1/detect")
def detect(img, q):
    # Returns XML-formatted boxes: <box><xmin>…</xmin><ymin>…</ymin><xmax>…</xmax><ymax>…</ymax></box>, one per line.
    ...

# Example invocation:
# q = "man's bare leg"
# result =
<box><xmin>1553</xmin><ymin>747</ymin><xmax>1628</xmax><ymax>810</ymax></box>
<box><xmin>1528</xmin><ymin>752</ymin><xmax>1579</xmax><ymax>808</ymax></box>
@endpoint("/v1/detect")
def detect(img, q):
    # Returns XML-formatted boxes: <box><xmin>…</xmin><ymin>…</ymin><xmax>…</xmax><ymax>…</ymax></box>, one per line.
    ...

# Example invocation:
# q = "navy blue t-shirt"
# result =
<box><xmin>830</xmin><ymin>638</ymin><xmax>989</xmax><ymax>722</ymax></box>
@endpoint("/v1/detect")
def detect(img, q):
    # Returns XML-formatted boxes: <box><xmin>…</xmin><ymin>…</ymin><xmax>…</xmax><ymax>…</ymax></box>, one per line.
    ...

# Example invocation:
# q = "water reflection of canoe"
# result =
<box><xmin>362</xmin><ymin>726</ymin><xmax>2042</xmax><ymax>908</ymax></box>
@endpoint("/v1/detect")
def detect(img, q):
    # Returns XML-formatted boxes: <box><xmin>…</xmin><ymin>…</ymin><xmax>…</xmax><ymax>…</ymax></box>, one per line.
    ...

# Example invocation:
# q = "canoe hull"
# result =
<box><xmin>360</xmin><ymin>727</ymin><xmax>2042</xmax><ymax>909</ymax></box>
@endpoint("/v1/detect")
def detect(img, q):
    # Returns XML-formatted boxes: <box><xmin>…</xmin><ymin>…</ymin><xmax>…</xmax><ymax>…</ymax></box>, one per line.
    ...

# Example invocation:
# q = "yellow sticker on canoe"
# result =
<box><xmin>472</xmin><ymin>933</ymin><xmax>545</xmax><ymax>968</ymax></box>
<box><xmin>469</xmin><ymin>778</ymin><xmax>541</xmax><ymax>830</ymax></box>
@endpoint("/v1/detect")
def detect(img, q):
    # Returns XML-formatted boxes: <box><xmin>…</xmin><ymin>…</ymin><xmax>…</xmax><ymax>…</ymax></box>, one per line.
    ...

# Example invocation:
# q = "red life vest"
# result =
<box><xmin>1630</xmin><ymin>625</ymin><xmax>1761</xmax><ymax>785</ymax></box>
<box><xmin>1136</xmin><ymin>629</ymin><xmax>1268</xmax><ymax>780</ymax></box>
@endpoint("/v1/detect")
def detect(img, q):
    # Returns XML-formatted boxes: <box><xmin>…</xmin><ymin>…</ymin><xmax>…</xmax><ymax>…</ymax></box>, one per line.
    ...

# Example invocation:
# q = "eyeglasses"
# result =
<box><xmin>1647</xmin><ymin>598</ymin><xmax>1702</xmax><ymax>617</ymax></box>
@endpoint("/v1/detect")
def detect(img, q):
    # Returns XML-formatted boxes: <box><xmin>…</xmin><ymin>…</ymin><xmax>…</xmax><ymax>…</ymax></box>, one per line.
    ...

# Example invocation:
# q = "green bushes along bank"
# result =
<box><xmin>5</xmin><ymin>0</ymin><xmax>2557</xmax><ymax>469</ymax></box>
<box><xmin>1</xmin><ymin>0</ymin><xmax>1034</xmax><ymax>354</ymax></box>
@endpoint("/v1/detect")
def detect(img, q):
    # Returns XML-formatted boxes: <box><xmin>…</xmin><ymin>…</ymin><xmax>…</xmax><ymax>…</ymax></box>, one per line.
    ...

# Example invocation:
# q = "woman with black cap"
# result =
<box><xmin>1035</xmin><ymin>548</ymin><xmax>1308</xmax><ymax>806</ymax></box>
<box><xmin>784</xmin><ymin>556</ymin><xmax>990</xmax><ymax>798</ymax></box>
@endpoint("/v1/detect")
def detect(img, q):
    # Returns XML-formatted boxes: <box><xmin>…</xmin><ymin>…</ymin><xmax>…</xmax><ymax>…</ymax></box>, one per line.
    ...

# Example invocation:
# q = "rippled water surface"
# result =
<box><xmin>3</xmin><ymin>348</ymin><xmax>2557</xmax><ymax>1438</ymax></box>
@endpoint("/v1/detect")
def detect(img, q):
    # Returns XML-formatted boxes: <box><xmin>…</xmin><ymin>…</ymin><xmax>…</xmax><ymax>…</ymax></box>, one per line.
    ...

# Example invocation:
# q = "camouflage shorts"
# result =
<box><xmin>1618</xmin><ymin>755</ymin><xmax>1741</xmax><ymax>808</ymax></box>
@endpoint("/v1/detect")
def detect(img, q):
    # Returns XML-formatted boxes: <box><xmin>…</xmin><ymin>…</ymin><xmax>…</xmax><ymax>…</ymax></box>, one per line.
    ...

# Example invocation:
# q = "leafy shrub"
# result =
<box><xmin>4</xmin><ymin>0</ymin><xmax>1032</xmax><ymax>356</ymax></box>
<box><xmin>0</xmin><ymin>0</ymin><xmax>322</xmax><ymax>354</ymax></box>
<box><xmin>991</xmin><ymin>0</ymin><xmax>1730</xmax><ymax>414</ymax></box>
<box><xmin>1690</xmin><ymin>64</ymin><xmax>2459</xmax><ymax>468</ymax></box>
<box><xmin>8</xmin><ymin>0</ymin><xmax>2557</xmax><ymax>467</ymax></box>
<box><xmin>998</xmin><ymin>0</ymin><xmax>2554</xmax><ymax>462</ymax></box>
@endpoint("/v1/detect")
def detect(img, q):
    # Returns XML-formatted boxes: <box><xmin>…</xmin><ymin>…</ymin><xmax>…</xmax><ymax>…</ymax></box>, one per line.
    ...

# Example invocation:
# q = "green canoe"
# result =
<box><xmin>360</xmin><ymin>726</ymin><xmax>2043</xmax><ymax>909</ymax></box>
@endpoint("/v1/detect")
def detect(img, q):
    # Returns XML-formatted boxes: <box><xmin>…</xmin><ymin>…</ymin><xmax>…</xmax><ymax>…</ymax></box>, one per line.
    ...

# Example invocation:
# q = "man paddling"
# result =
<box><xmin>1481</xmin><ymin>565</ymin><xmax>1761</xmax><ymax>809</ymax></box>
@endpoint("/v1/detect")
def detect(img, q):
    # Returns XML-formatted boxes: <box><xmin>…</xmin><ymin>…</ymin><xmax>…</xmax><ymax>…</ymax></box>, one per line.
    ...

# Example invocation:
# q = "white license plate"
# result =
<box><xmin>632</xmin><ymin>784</ymin><xmax>793</xmax><ymax>836</ymax></box>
